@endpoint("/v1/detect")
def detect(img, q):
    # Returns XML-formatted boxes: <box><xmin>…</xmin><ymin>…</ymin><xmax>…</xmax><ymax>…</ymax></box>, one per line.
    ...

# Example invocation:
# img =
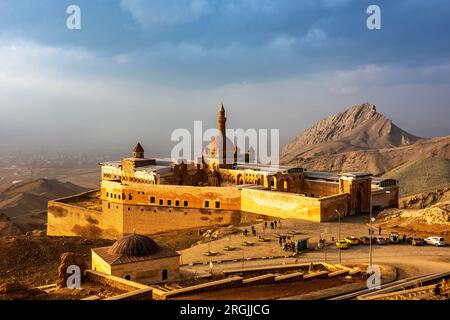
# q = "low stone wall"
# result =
<box><xmin>152</xmin><ymin>276</ymin><xmax>244</xmax><ymax>300</ymax></box>
<box><xmin>104</xmin><ymin>287</ymin><xmax>153</xmax><ymax>300</ymax></box>
<box><xmin>85</xmin><ymin>270</ymin><xmax>150</xmax><ymax>292</ymax></box>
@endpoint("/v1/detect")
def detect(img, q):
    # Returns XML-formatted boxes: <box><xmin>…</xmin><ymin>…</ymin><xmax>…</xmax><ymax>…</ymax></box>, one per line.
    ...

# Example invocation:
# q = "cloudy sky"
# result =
<box><xmin>1</xmin><ymin>0</ymin><xmax>450</xmax><ymax>155</ymax></box>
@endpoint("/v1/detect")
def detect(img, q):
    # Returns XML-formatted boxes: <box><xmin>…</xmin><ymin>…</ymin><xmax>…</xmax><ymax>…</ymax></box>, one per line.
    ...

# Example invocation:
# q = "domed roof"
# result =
<box><xmin>204</xmin><ymin>135</ymin><xmax>236</xmax><ymax>157</ymax></box>
<box><xmin>108</xmin><ymin>234</ymin><xmax>159</xmax><ymax>257</ymax></box>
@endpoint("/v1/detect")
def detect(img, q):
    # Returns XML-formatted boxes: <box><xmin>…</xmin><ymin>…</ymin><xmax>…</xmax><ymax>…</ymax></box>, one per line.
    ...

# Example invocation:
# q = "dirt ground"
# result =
<box><xmin>0</xmin><ymin>227</ymin><xmax>216</xmax><ymax>288</ymax></box>
<box><xmin>0</xmin><ymin>236</ymin><xmax>114</xmax><ymax>287</ymax></box>
<box><xmin>0</xmin><ymin>282</ymin><xmax>125</xmax><ymax>300</ymax></box>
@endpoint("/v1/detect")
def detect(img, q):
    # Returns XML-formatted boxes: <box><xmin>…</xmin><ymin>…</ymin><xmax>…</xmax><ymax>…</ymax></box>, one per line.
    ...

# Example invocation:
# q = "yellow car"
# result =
<box><xmin>335</xmin><ymin>240</ymin><xmax>349</xmax><ymax>249</ymax></box>
<box><xmin>345</xmin><ymin>236</ymin><xmax>359</xmax><ymax>245</ymax></box>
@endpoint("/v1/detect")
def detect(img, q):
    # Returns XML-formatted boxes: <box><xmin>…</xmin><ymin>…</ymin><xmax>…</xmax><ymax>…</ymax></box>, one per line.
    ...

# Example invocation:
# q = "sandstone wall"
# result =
<box><xmin>303</xmin><ymin>179</ymin><xmax>339</xmax><ymax>197</ymax></box>
<box><xmin>110</xmin><ymin>256</ymin><xmax>180</xmax><ymax>284</ymax></box>
<box><xmin>47</xmin><ymin>192</ymin><xmax>122</xmax><ymax>239</ymax></box>
<box><xmin>240</xmin><ymin>189</ymin><xmax>322</xmax><ymax>222</ymax></box>
<box><xmin>372</xmin><ymin>186</ymin><xmax>399</xmax><ymax>209</ymax></box>
<box><xmin>319</xmin><ymin>194</ymin><xmax>349</xmax><ymax>221</ymax></box>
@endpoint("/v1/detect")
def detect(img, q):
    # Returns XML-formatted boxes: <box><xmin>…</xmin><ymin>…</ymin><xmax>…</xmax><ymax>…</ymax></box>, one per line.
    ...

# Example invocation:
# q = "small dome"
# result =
<box><xmin>108</xmin><ymin>234</ymin><xmax>159</xmax><ymax>257</ymax></box>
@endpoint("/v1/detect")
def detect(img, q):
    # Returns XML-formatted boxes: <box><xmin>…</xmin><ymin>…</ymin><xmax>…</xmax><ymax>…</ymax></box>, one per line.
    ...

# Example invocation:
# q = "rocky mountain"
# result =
<box><xmin>280</xmin><ymin>103</ymin><xmax>450</xmax><ymax>179</ymax></box>
<box><xmin>281</xmin><ymin>103</ymin><xmax>421</xmax><ymax>163</ymax></box>
<box><xmin>0</xmin><ymin>179</ymin><xmax>87</xmax><ymax>235</ymax></box>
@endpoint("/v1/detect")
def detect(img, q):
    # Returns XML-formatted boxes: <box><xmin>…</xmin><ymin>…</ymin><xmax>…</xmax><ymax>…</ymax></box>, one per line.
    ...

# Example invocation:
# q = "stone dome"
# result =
<box><xmin>108</xmin><ymin>234</ymin><xmax>159</xmax><ymax>257</ymax></box>
<box><xmin>203</xmin><ymin>135</ymin><xmax>236</xmax><ymax>159</ymax></box>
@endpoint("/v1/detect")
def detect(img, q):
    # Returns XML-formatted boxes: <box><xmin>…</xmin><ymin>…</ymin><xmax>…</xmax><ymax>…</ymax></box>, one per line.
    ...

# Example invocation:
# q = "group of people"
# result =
<box><xmin>243</xmin><ymin>219</ymin><xmax>282</xmax><ymax>237</ymax></box>
<box><xmin>243</xmin><ymin>225</ymin><xmax>258</xmax><ymax>237</ymax></box>
<box><xmin>263</xmin><ymin>219</ymin><xmax>281</xmax><ymax>230</ymax></box>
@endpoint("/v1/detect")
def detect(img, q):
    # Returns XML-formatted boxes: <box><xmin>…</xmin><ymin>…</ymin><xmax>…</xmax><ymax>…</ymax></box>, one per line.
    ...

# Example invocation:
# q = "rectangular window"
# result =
<box><xmin>159</xmin><ymin>199</ymin><xmax>164</xmax><ymax>206</ymax></box>
<box><xmin>215</xmin><ymin>201</ymin><xmax>221</xmax><ymax>209</ymax></box>
<box><xmin>167</xmin><ymin>200</ymin><xmax>172</xmax><ymax>206</ymax></box>
<box><xmin>204</xmin><ymin>200</ymin><xmax>210</xmax><ymax>208</ymax></box>
<box><xmin>184</xmin><ymin>201</ymin><xmax>189</xmax><ymax>207</ymax></box>
<box><xmin>150</xmin><ymin>196</ymin><xmax>155</xmax><ymax>204</ymax></box>
<box><xmin>175</xmin><ymin>200</ymin><xmax>180</xmax><ymax>207</ymax></box>
<box><xmin>106</xmin><ymin>192</ymin><xmax>109</xmax><ymax>197</ymax></box>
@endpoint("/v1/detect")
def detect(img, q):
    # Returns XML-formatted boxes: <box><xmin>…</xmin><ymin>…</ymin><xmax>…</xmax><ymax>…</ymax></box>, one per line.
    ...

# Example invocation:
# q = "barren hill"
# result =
<box><xmin>0</xmin><ymin>179</ymin><xmax>88</xmax><ymax>234</ymax></box>
<box><xmin>383</xmin><ymin>157</ymin><xmax>450</xmax><ymax>196</ymax></box>
<box><xmin>0</xmin><ymin>178</ymin><xmax>86</xmax><ymax>202</ymax></box>
<box><xmin>281</xmin><ymin>103</ymin><xmax>420</xmax><ymax>163</ymax></box>
<box><xmin>281</xmin><ymin>103</ymin><xmax>450</xmax><ymax>177</ymax></box>
<box><xmin>0</xmin><ymin>213</ymin><xmax>22</xmax><ymax>237</ymax></box>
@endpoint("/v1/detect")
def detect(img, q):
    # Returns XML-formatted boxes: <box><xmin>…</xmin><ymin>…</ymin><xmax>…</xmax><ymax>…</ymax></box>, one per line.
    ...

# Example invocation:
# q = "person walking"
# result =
<box><xmin>378</xmin><ymin>226</ymin><xmax>382</xmax><ymax>235</ymax></box>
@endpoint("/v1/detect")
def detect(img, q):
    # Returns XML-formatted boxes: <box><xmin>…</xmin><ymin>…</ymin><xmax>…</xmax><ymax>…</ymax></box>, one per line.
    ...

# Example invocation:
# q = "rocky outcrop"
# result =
<box><xmin>56</xmin><ymin>253</ymin><xmax>88</xmax><ymax>289</ymax></box>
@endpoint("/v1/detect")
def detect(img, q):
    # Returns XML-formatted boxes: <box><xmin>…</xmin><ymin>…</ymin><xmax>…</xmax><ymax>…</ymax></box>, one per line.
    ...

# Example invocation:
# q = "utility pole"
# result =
<box><xmin>369</xmin><ymin>205</ymin><xmax>374</xmax><ymax>267</ymax></box>
<box><xmin>370</xmin><ymin>190</ymin><xmax>391</xmax><ymax>268</ymax></box>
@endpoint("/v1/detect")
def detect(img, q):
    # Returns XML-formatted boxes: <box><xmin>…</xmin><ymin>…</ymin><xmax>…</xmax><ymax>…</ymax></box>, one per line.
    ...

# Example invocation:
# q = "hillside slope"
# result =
<box><xmin>0</xmin><ymin>179</ymin><xmax>88</xmax><ymax>233</ymax></box>
<box><xmin>383</xmin><ymin>158</ymin><xmax>450</xmax><ymax>196</ymax></box>
<box><xmin>281</xmin><ymin>135</ymin><xmax>450</xmax><ymax>176</ymax></box>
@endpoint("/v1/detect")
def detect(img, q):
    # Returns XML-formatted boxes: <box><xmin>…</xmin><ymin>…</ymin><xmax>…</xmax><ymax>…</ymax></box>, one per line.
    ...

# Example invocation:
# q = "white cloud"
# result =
<box><xmin>269</xmin><ymin>35</ymin><xmax>297</xmax><ymax>50</ymax></box>
<box><xmin>301</xmin><ymin>28</ymin><xmax>327</xmax><ymax>46</ymax></box>
<box><xmin>120</xmin><ymin>0</ymin><xmax>211</xmax><ymax>29</ymax></box>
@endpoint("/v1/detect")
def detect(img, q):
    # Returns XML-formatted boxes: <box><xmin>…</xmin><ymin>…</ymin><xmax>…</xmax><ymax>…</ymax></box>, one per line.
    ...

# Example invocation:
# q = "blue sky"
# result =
<box><xmin>1</xmin><ymin>0</ymin><xmax>450</xmax><ymax>154</ymax></box>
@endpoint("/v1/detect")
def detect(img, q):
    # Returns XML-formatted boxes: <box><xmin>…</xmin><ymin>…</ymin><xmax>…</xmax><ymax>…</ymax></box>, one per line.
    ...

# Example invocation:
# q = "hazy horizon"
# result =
<box><xmin>1</xmin><ymin>0</ymin><xmax>450</xmax><ymax>156</ymax></box>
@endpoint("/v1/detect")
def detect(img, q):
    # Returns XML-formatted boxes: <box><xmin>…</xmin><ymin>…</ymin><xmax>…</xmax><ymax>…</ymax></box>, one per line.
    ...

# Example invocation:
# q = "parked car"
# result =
<box><xmin>359</xmin><ymin>236</ymin><xmax>371</xmax><ymax>245</ymax></box>
<box><xmin>374</xmin><ymin>236</ymin><xmax>389</xmax><ymax>245</ymax></box>
<box><xmin>407</xmin><ymin>237</ymin><xmax>425</xmax><ymax>246</ymax></box>
<box><xmin>389</xmin><ymin>232</ymin><xmax>400</xmax><ymax>244</ymax></box>
<box><xmin>345</xmin><ymin>235</ymin><xmax>359</xmax><ymax>245</ymax></box>
<box><xmin>336</xmin><ymin>240</ymin><xmax>349</xmax><ymax>249</ymax></box>
<box><xmin>424</xmin><ymin>236</ymin><xmax>446</xmax><ymax>247</ymax></box>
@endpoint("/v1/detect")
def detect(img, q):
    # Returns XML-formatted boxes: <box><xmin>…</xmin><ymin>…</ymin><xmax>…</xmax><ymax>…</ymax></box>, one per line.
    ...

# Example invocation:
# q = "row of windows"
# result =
<box><xmin>149</xmin><ymin>196</ymin><xmax>221</xmax><ymax>209</ymax></box>
<box><xmin>106</xmin><ymin>192</ymin><xmax>222</xmax><ymax>209</ymax></box>
<box><xmin>106</xmin><ymin>192</ymin><xmax>125</xmax><ymax>200</ymax></box>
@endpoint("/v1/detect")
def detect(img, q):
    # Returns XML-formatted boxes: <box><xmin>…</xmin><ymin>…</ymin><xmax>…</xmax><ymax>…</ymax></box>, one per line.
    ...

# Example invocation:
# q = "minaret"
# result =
<box><xmin>218</xmin><ymin>104</ymin><xmax>226</xmax><ymax>165</ymax></box>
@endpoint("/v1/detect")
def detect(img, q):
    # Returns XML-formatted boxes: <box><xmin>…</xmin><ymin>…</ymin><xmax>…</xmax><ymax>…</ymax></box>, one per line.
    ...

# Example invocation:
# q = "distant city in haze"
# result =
<box><xmin>1</xmin><ymin>0</ymin><xmax>450</xmax><ymax>156</ymax></box>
